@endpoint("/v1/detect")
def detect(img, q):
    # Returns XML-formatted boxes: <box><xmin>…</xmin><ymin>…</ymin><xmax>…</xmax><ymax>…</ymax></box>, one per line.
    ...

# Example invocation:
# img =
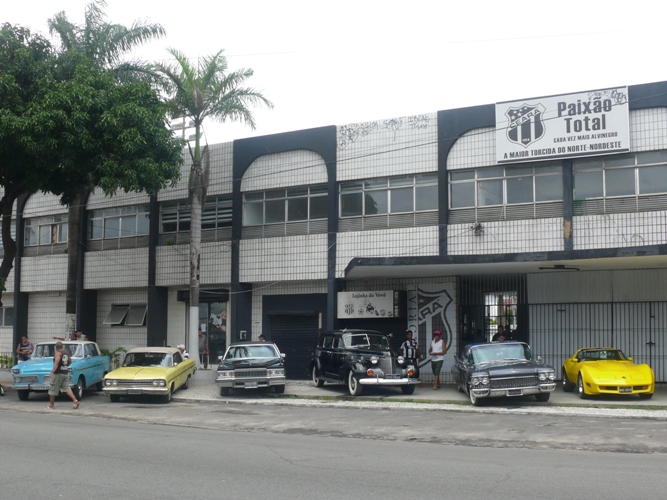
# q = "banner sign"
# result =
<box><xmin>337</xmin><ymin>290</ymin><xmax>406</xmax><ymax>319</ymax></box>
<box><xmin>495</xmin><ymin>86</ymin><xmax>630</xmax><ymax>163</ymax></box>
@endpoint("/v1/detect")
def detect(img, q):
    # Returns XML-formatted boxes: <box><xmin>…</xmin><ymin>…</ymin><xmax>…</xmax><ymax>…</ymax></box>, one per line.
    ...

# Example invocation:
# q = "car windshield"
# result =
<box><xmin>123</xmin><ymin>352</ymin><xmax>173</xmax><ymax>368</ymax></box>
<box><xmin>343</xmin><ymin>333</ymin><xmax>390</xmax><ymax>349</ymax></box>
<box><xmin>470</xmin><ymin>343</ymin><xmax>531</xmax><ymax>364</ymax></box>
<box><xmin>577</xmin><ymin>349</ymin><xmax>627</xmax><ymax>361</ymax></box>
<box><xmin>224</xmin><ymin>345</ymin><xmax>278</xmax><ymax>359</ymax></box>
<box><xmin>33</xmin><ymin>343</ymin><xmax>83</xmax><ymax>359</ymax></box>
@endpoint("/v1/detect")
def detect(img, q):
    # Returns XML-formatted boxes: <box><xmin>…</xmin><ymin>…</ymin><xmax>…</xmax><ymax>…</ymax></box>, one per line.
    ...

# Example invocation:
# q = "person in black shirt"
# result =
<box><xmin>46</xmin><ymin>342</ymin><xmax>79</xmax><ymax>410</ymax></box>
<box><xmin>399</xmin><ymin>330</ymin><xmax>422</xmax><ymax>378</ymax></box>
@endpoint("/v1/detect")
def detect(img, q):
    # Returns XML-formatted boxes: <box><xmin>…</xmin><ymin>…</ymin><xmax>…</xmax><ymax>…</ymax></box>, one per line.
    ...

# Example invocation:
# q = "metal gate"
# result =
<box><xmin>269</xmin><ymin>313</ymin><xmax>320</xmax><ymax>380</ymax></box>
<box><xmin>529</xmin><ymin>302</ymin><xmax>666</xmax><ymax>381</ymax></box>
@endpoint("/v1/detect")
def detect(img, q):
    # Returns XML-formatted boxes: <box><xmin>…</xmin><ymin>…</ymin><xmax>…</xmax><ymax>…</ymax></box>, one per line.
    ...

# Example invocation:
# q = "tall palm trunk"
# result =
<box><xmin>188</xmin><ymin>145</ymin><xmax>209</xmax><ymax>365</ymax></box>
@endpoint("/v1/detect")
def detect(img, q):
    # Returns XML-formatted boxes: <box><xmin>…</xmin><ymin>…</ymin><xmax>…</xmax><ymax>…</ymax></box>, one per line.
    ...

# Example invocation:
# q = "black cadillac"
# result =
<box><xmin>216</xmin><ymin>341</ymin><xmax>286</xmax><ymax>396</ymax></box>
<box><xmin>452</xmin><ymin>341</ymin><xmax>556</xmax><ymax>406</ymax></box>
<box><xmin>309</xmin><ymin>330</ymin><xmax>420</xmax><ymax>396</ymax></box>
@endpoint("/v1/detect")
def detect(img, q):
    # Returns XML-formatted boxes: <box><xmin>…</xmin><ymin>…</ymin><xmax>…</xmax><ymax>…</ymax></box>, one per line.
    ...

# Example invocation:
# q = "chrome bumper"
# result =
<box><xmin>216</xmin><ymin>375</ymin><xmax>286</xmax><ymax>389</ymax></box>
<box><xmin>471</xmin><ymin>383</ymin><xmax>556</xmax><ymax>398</ymax></box>
<box><xmin>358</xmin><ymin>377</ymin><xmax>420</xmax><ymax>386</ymax></box>
<box><xmin>102</xmin><ymin>387</ymin><xmax>169</xmax><ymax>395</ymax></box>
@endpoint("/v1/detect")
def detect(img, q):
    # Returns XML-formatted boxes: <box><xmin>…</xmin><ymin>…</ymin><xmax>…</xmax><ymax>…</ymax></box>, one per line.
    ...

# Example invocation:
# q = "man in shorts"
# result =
<box><xmin>46</xmin><ymin>342</ymin><xmax>79</xmax><ymax>410</ymax></box>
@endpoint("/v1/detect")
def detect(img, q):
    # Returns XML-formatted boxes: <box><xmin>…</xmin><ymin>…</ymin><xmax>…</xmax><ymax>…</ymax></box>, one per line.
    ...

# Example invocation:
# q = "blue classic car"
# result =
<box><xmin>11</xmin><ymin>341</ymin><xmax>111</xmax><ymax>401</ymax></box>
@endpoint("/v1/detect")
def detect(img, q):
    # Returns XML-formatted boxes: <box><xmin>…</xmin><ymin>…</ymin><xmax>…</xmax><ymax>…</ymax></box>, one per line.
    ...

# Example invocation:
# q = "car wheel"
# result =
<box><xmin>348</xmin><ymin>371</ymin><xmax>363</xmax><ymax>396</ymax></box>
<box><xmin>468</xmin><ymin>384</ymin><xmax>482</xmax><ymax>406</ymax></box>
<box><xmin>577</xmin><ymin>373</ymin><xmax>588</xmax><ymax>399</ymax></box>
<box><xmin>274</xmin><ymin>384</ymin><xmax>285</xmax><ymax>394</ymax></box>
<box><xmin>312</xmin><ymin>366</ymin><xmax>324</xmax><ymax>388</ymax></box>
<box><xmin>0</xmin><ymin>384</ymin><xmax>4</xmax><ymax>397</ymax></box>
<box><xmin>109</xmin><ymin>394</ymin><xmax>120</xmax><ymax>403</ymax></box>
<box><xmin>535</xmin><ymin>393</ymin><xmax>550</xmax><ymax>402</ymax></box>
<box><xmin>73</xmin><ymin>377</ymin><xmax>84</xmax><ymax>400</ymax></box>
<box><xmin>561</xmin><ymin>368</ymin><xmax>575</xmax><ymax>392</ymax></box>
<box><xmin>163</xmin><ymin>386</ymin><xmax>173</xmax><ymax>403</ymax></box>
<box><xmin>17</xmin><ymin>390</ymin><xmax>29</xmax><ymax>401</ymax></box>
<box><xmin>183</xmin><ymin>375</ymin><xmax>190</xmax><ymax>390</ymax></box>
<box><xmin>220</xmin><ymin>387</ymin><xmax>230</xmax><ymax>397</ymax></box>
<box><xmin>401</xmin><ymin>384</ymin><xmax>416</xmax><ymax>395</ymax></box>
<box><xmin>639</xmin><ymin>393</ymin><xmax>654</xmax><ymax>400</ymax></box>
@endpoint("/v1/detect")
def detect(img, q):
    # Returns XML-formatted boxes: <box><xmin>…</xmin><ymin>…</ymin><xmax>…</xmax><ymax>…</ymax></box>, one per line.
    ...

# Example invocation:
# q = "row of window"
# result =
<box><xmin>19</xmin><ymin>150</ymin><xmax>667</xmax><ymax>244</ymax></box>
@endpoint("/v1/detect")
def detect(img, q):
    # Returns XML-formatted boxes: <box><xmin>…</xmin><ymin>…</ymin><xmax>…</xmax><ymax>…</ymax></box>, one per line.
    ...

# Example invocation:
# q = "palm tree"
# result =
<box><xmin>154</xmin><ymin>49</ymin><xmax>273</xmax><ymax>365</ymax></box>
<box><xmin>48</xmin><ymin>0</ymin><xmax>167</xmax><ymax>337</ymax></box>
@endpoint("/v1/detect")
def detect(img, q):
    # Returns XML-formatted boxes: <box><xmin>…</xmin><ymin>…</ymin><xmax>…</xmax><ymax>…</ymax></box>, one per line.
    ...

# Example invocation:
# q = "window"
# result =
<box><xmin>25</xmin><ymin>215</ymin><xmax>68</xmax><ymax>246</ymax></box>
<box><xmin>242</xmin><ymin>185</ymin><xmax>328</xmax><ymax>226</ymax></box>
<box><xmin>450</xmin><ymin>162</ymin><xmax>563</xmax><ymax>209</ymax></box>
<box><xmin>339</xmin><ymin>174</ymin><xmax>438</xmax><ymax>217</ymax></box>
<box><xmin>89</xmin><ymin>205</ymin><xmax>149</xmax><ymax>240</ymax></box>
<box><xmin>574</xmin><ymin>152</ymin><xmax>667</xmax><ymax>199</ymax></box>
<box><xmin>0</xmin><ymin>307</ymin><xmax>13</xmax><ymax>326</ymax></box>
<box><xmin>161</xmin><ymin>197</ymin><xmax>231</xmax><ymax>233</ymax></box>
<box><xmin>103</xmin><ymin>304</ymin><xmax>147</xmax><ymax>327</ymax></box>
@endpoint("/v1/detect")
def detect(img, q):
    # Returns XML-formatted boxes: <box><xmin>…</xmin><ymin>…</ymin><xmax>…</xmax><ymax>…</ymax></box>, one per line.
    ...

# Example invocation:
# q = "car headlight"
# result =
<box><xmin>548</xmin><ymin>372</ymin><xmax>556</xmax><ymax>381</ymax></box>
<box><xmin>538</xmin><ymin>373</ymin><xmax>547</xmax><ymax>381</ymax></box>
<box><xmin>218</xmin><ymin>371</ymin><xmax>233</xmax><ymax>378</ymax></box>
<box><xmin>152</xmin><ymin>380</ymin><xmax>160</xmax><ymax>386</ymax></box>
<box><xmin>12</xmin><ymin>369</ymin><xmax>19</xmax><ymax>374</ymax></box>
<box><xmin>397</xmin><ymin>356</ymin><xmax>405</xmax><ymax>365</ymax></box>
<box><xmin>112</xmin><ymin>380</ymin><xmax>118</xmax><ymax>386</ymax></box>
<box><xmin>268</xmin><ymin>369</ymin><xmax>284</xmax><ymax>376</ymax></box>
<box><xmin>481</xmin><ymin>376</ymin><xmax>489</xmax><ymax>385</ymax></box>
<box><xmin>105</xmin><ymin>379</ymin><xmax>112</xmax><ymax>386</ymax></box>
<box><xmin>370</xmin><ymin>356</ymin><xmax>379</xmax><ymax>365</ymax></box>
<box><xmin>472</xmin><ymin>377</ymin><xmax>480</xmax><ymax>386</ymax></box>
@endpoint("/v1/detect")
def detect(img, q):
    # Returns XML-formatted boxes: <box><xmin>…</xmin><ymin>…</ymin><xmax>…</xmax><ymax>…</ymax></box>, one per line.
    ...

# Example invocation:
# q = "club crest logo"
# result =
<box><xmin>505</xmin><ymin>103</ymin><xmax>546</xmax><ymax>147</ymax></box>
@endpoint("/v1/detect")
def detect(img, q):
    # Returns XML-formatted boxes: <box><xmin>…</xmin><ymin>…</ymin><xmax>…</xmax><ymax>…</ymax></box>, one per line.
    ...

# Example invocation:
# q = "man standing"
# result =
<box><xmin>16</xmin><ymin>336</ymin><xmax>34</xmax><ymax>363</ymax></box>
<box><xmin>198</xmin><ymin>329</ymin><xmax>209</xmax><ymax>369</ymax></box>
<box><xmin>399</xmin><ymin>330</ymin><xmax>421</xmax><ymax>378</ymax></box>
<box><xmin>46</xmin><ymin>342</ymin><xmax>79</xmax><ymax>410</ymax></box>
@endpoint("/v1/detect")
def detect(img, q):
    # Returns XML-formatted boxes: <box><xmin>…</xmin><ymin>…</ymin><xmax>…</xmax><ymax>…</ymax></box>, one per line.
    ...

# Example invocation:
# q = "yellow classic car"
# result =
<box><xmin>103</xmin><ymin>347</ymin><xmax>196</xmax><ymax>403</ymax></box>
<box><xmin>562</xmin><ymin>347</ymin><xmax>654</xmax><ymax>399</ymax></box>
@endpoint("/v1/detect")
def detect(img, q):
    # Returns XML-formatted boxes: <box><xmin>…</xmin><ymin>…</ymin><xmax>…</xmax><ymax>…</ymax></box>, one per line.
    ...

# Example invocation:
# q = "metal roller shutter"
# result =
<box><xmin>270</xmin><ymin>314</ymin><xmax>320</xmax><ymax>380</ymax></box>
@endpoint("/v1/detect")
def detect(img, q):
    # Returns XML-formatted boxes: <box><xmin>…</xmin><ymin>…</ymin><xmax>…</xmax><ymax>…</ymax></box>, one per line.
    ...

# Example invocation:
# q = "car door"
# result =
<box><xmin>329</xmin><ymin>336</ymin><xmax>346</xmax><ymax>380</ymax></box>
<box><xmin>320</xmin><ymin>335</ymin><xmax>335</xmax><ymax>378</ymax></box>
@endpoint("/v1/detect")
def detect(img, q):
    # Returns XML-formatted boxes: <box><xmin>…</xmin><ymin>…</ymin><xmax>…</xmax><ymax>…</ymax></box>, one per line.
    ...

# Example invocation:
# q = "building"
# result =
<box><xmin>3</xmin><ymin>81</ymin><xmax>667</xmax><ymax>382</ymax></box>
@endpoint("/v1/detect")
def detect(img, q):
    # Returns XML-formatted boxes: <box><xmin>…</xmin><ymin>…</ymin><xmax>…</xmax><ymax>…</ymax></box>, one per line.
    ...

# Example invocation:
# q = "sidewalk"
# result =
<box><xmin>3</xmin><ymin>368</ymin><xmax>666</xmax><ymax>409</ymax></box>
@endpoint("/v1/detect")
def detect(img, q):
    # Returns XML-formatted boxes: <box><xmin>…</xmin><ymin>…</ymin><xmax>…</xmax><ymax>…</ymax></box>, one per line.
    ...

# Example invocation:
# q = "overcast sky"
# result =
<box><xmin>3</xmin><ymin>0</ymin><xmax>666</xmax><ymax>145</ymax></box>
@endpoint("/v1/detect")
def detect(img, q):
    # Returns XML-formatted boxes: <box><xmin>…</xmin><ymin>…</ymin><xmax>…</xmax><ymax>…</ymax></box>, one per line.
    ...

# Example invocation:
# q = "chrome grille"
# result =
<box><xmin>234</xmin><ymin>368</ymin><xmax>267</xmax><ymax>378</ymax></box>
<box><xmin>113</xmin><ymin>379</ymin><xmax>155</xmax><ymax>386</ymax></box>
<box><xmin>379</xmin><ymin>357</ymin><xmax>396</xmax><ymax>374</ymax></box>
<box><xmin>490</xmin><ymin>376</ymin><xmax>538</xmax><ymax>389</ymax></box>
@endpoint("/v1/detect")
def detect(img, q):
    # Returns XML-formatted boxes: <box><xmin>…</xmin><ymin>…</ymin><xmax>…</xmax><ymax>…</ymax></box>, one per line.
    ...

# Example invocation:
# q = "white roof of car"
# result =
<box><xmin>126</xmin><ymin>347</ymin><xmax>179</xmax><ymax>354</ymax></box>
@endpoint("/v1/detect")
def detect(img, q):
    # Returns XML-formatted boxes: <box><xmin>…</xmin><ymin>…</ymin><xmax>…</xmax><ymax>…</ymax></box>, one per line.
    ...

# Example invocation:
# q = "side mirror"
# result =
<box><xmin>280</xmin><ymin>353</ymin><xmax>286</xmax><ymax>359</ymax></box>
<box><xmin>173</xmin><ymin>362</ymin><xmax>179</xmax><ymax>366</ymax></box>
<box><xmin>628</xmin><ymin>356</ymin><xmax>633</xmax><ymax>362</ymax></box>
<box><xmin>86</xmin><ymin>354</ymin><xmax>91</xmax><ymax>359</ymax></box>
<box><xmin>218</xmin><ymin>355</ymin><xmax>224</xmax><ymax>362</ymax></box>
<box><xmin>537</xmin><ymin>356</ymin><xmax>543</xmax><ymax>363</ymax></box>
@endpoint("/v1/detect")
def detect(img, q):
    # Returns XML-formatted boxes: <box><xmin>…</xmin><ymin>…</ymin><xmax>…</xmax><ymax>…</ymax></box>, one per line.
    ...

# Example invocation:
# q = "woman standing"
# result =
<box><xmin>428</xmin><ymin>329</ymin><xmax>447</xmax><ymax>390</ymax></box>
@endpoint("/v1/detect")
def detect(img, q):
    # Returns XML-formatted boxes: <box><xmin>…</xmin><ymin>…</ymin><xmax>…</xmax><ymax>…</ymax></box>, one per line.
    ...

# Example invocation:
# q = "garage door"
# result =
<box><xmin>269</xmin><ymin>314</ymin><xmax>320</xmax><ymax>380</ymax></box>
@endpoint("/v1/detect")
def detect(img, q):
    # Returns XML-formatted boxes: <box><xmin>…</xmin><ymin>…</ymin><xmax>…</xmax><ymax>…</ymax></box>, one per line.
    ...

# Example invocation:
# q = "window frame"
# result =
<box><xmin>24</xmin><ymin>215</ymin><xmax>68</xmax><ymax>247</ymax></box>
<box><xmin>242</xmin><ymin>185</ymin><xmax>328</xmax><ymax>227</ymax></box>
<box><xmin>88</xmin><ymin>205</ymin><xmax>150</xmax><ymax>240</ymax></box>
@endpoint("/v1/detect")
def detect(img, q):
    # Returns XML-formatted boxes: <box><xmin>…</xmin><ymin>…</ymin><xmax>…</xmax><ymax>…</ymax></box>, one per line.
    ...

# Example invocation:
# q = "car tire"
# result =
<box><xmin>220</xmin><ymin>387</ymin><xmax>230</xmax><ymax>397</ymax></box>
<box><xmin>17</xmin><ymin>390</ymin><xmax>29</xmax><ymax>401</ymax></box>
<box><xmin>639</xmin><ymin>393</ymin><xmax>653</xmax><ymax>400</ymax></box>
<box><xmin>312</xmin><ymin>366</ymin><xmax>324</xmax><ymax>388</ymax></box>
<box><xmin>535</xmin><ymin>393</ymin><xmax>550</xmax><ymax>402</ymax></box>
<box><xmin>0</xmin><ymin>384</ymin><xmax>4</xmax><ymax>397</ymax></box>
<box><xmin>73</xmin><ymin>377</ymin><xmax>84</xmax><ymax>401</ymax></box>
<box><xmin>348</xmin><ymin>371</ymin><xmax>363</xmax><ymax>396</ymax></box>
<box><xmin>183</xmin><ymin>375</ymin><xmax>190</xmax><ymax>390</ymax></box>
<box><xmin>562</xmin><ymin>368</ymin><xmax>575</xmax><ymax>392</ymax></box>
<box><xmin>163</xmin><ymin>386</ymin><xmax>173</xmax><ymax>403</ymax></box>
<box><xmin>401</xmin><ymin>384</ymin><xmax>416</xmax><ymax>395</ymax></box>
<box><xmin>274</xmin><ymin>384</ymin><xmax>286</xmax><ymax>394</ymax></box>
<box><xmin>109</xmin><ymin>394</ymin><xmax>120</xmax><ymax>403</ymax></box>
<box><xmin>468</xmin><ymin>384</ymin><xmax>482</xmax><ymax>406</ymax></box>
<box><xmin>577</xmin><ymin>373</ymin><xmax>588</xmax><ymax>399</ymax></box>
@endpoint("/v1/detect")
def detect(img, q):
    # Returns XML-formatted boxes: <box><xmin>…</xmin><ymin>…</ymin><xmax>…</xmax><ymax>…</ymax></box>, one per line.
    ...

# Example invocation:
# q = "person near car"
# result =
<box><xmin>492</xmin><ymin>325</ymin><xmax>506</xmax><ymax>342</ymax></box>
<box><xmin>198</xmin><ymin>329</ymin><xmax>209</xmax><ymax>369</ymax></box>
<box><xmin>258</xmin><ymin>334</ymin><xmax>266</xmax><ymax>342</ymax></box>
<box><xmin>399</xmin><ymin>330</ymin><xmax>421</xmax><ymax>378</ymax></box>
<box><xmin>177</xmin><ymin>344</ymin><xmax>189</xmax><ymax>359</ymax></box>
<box><xmin>428</xmin><ymin>329</ymin><xmax>447</xmax><ymax>390</ymax></box>
<box><xmin>16</xmin><ymin>335</ymin><xmax>34</xmax><ymax>363</ymax></box>
<box><xmin>46</xmin><ymin>341</ymin><xmax>79</xmax><ymax>410</ymax></box>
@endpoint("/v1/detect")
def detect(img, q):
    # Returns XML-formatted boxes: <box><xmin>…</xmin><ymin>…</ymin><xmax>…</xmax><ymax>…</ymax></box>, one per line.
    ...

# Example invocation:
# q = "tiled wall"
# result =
<box><xmin>166</xmin><ymin>288</ymin><xmax>187</xmax><ymax>349</ymax></box>
<box><xmin>87</xmin><ymin>188</ymin><xmax>149</xmax><ymax>210</ymax></box>
<box><xmin>447</xmin><ymin>218</ymin><xmax>564</xmax><ymax>255</ymax></box>
<box><xmin>96</xmin><ymin>288</ymin><xmax>148</xmax><ymax>351</ymax></box>
<box><xmin>446</xmin><ymin>127</ymin><xmax>495</xmax><ymax>170</ymax></box>
<box><xmin>26</xmin><ymin>292</ymin><xmax>66</xmax><ymax>343</ymax></box>
<box><xmin>573</xmin><ymin>212</ymin><xmax>667</xmax><ymax>250</ymax></box>
<box><xmin>157</xmin><ymin>242</ymin><xmax>232</xmax><ymax>286</ymax></box>
<box><xmin>241</xmin><ymin>150</ymin><xmax>327</xmax><ymax>192</ymax></box>
<box><xmin>240</xmin><ymin>234</ymin><xmax>328</xmax><ymax>282</ymax></box>
<box><xmin>336</xmin><ymin>226</ymin><xmax>439</xmax><ymax>278</ymax></box>
<box><xmin>0</xmin><ymin>292</ymin><xmax>14</xmax><ymax>352</ymax></box>
<box><xmin>20</xmin><ymin>255</ymin><xmax>67</xmax><ymax>291</ymax></box>
<box><xmin>630</xmin><ymin>108</ymin><xmax>667</xmax><ymax>152</ymax></box>
<box><xmin>23</xmin><ymin>192</ymin><xmax>68</xmax><ymax>217</ymax></box>
<box><xmin>84</xmin><ymin>249</ymin><xmax>148</xmax><ymax>289</ymax></box>
<box><xmin>337</xmin><ymin>113</ymin><xmax>437</xmax><ymax>181</ymax></box>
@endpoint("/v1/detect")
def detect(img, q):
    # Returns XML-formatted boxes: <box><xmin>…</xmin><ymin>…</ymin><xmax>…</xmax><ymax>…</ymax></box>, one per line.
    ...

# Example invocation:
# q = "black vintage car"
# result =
<box><xmin>309</xmin><ymin>330</ymin><xmax>420</xmax><ymax>396</ymax></box>
<box><xmin>452</xmin><ymin>341</ymin><xmax>556</xmax><ymax>406</ymax></box>
<box><xmin>215</xmin><ymin>341</ymin><xmax>286</xmax><ymax>396</ymax></box>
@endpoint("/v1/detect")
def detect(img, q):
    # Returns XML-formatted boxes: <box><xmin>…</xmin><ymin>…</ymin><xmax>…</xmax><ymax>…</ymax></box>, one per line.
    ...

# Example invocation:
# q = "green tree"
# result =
<box><xmin>154</xmin><ymin>48</ymin><xmax>272</xmax><ymax>363</ymax></box>
<box><xmin>47</xmin><ymin>0</ymin><xmax>171</xmax><ymax>335</ymax></box>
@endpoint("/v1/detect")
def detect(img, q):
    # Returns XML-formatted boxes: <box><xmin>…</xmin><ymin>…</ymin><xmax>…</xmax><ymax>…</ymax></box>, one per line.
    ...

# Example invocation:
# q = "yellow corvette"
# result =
<box><xmin>103</xmin><ymin>347</ymin><xmax>196</xmax><ymax>403</ymax></box>
<box><xmin>562</xmin><ymin>348</ymin><xmax>654</xmax><ymax>399</ymax></box>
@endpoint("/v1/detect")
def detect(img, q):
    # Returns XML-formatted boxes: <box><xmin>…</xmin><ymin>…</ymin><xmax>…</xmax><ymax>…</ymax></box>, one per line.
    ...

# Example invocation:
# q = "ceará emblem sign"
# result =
<box><xmin>495</xmin><ymin>86</ymin><xmax>630</xmax><ymax>164</ymax></box>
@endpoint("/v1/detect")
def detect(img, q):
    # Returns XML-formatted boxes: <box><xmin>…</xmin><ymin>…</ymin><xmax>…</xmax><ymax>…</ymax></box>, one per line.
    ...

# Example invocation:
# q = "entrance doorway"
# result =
<box><xmin>198</xmin><ymin>301</ymin><xmax>227</xmax><ymax>365</ymax></box>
